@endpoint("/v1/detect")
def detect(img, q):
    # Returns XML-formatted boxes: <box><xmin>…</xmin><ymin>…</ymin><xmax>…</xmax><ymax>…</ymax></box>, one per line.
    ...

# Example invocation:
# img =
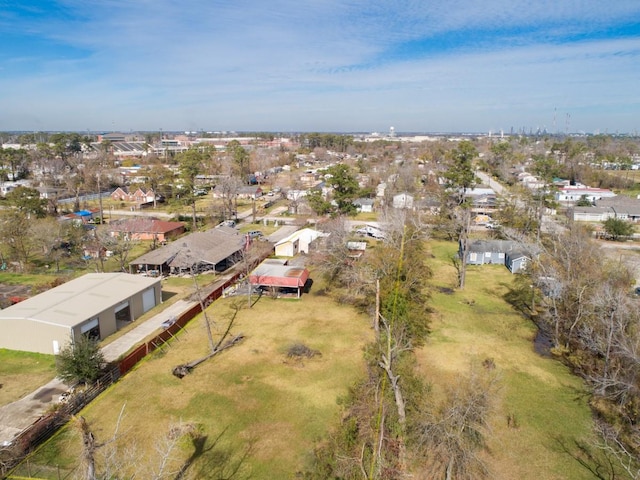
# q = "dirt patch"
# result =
<box><xmin>436</xmin><ymin>286</ymin><xmax>455</xmax><ymax>295</ymax></box>
<box><xmin>0</xmin><ymin>284</ymin><xmax>33</xmax><ymax>308</ymax></box>
<box><xmin>32</xmin><ymin>387</ymin><xmax>63</xmax><ymax>403</ymax></box>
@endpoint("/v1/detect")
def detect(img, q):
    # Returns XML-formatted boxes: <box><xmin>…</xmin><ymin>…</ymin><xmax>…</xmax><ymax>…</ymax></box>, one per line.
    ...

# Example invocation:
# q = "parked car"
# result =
<box><xmin>217</xmin><ymin>220</ymin><xmax>236</xmax><ymax>228</ymax></box>
<box><xmin>161</xmin><ymin>316</ymin><xmax>177</xmax><ymax>329</ymax></box>
<box><xmin>247</xmin><ymin>230</ymin><xmax>263</xmax><ymax>239</ymax></box>
<box><xmin>356</xmin><ymin>226</ymin><xmax>386</xmax><ymax>240</ymax></box>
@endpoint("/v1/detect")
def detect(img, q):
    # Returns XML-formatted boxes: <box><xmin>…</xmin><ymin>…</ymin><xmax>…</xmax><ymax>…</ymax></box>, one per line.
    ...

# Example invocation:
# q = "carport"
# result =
<box><xmin>249</xmin><ymin>262</ymin><xmax>310</xmax><ymax>298</ymax></box>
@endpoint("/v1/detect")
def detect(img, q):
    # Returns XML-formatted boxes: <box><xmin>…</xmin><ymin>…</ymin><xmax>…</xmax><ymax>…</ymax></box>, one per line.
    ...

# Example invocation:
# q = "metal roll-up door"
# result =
<box><xmin>142</xmin><ymin>288</ymin><xmax>156</xmax><ymax>312</ymax></box>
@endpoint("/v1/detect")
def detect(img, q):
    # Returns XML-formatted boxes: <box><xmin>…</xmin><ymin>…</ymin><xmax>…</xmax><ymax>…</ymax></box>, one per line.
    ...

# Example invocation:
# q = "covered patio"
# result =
<box><xmin>249</xmin><ymin>262</ymin><xmax>310</xmax><ymax>298</ymax></box>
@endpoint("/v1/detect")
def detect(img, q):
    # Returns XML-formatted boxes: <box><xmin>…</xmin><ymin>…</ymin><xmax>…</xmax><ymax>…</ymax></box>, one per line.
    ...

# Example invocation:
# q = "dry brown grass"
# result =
<box><xmin>33</xmin><ymin>279</ymin><xmax>373</xmax><ymax>478</ymax></box>
<box><xmin>417</xmin><ymin>241</ymin><xmax>595</xmax><ymax>480</ymax></box>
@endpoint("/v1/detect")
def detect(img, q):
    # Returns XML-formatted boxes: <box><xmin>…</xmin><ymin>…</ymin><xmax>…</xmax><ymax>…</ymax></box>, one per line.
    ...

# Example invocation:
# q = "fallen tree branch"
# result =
<box><xmin>172</xmin><ymin>334</ymin><xmax>245</xmax><ymax>379</ymax></box>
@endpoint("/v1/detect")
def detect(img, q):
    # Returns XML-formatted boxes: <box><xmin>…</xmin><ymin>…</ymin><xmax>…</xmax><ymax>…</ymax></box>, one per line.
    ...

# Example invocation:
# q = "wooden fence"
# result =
<box><xmin>2</xmin><ymin>268</ymin><xmax>248</xmax><ymax>478</ymax></box>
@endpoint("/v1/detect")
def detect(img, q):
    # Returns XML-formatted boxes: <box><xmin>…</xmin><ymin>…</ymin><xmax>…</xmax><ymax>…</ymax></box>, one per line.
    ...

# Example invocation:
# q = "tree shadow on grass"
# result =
<box><xmin>551</xmin><ymin>433</ymin><xmax>623</xmax><ymax>480</ymax></box>
<box><xmin>174</xmin><ymin>426</ymin><xmax>254</xmax><ymax>480</ymax></box>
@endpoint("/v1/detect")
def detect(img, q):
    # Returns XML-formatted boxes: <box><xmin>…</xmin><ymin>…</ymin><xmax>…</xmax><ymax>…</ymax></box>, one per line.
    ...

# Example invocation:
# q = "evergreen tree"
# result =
<box><xmin>56</xmin><ymin>335</ymin><xmax>105</xmax><ymax>384</ymax></box>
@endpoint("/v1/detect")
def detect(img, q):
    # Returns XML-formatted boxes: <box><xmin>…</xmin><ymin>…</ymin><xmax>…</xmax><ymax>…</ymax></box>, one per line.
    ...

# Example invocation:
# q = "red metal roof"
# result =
<box><xmin>249</xmin><ymin>264</ymin><xmax>310</xmax><ymax>288</ymax></box>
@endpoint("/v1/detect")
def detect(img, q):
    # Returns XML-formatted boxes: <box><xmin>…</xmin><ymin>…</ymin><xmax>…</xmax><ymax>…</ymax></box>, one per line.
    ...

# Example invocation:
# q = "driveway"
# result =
<box><xmin>0</xmin><ymin>298</ymin><xmax>198</xmax><ymax>446</ymax></box>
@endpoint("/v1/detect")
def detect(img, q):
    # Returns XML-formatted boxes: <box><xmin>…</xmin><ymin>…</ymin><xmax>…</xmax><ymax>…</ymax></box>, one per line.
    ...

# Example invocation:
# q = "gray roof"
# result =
<box><xmin>468</xmin><ymin>239</ymin><xmax>539</xmax><ymax>259</ymax></box>
<box><xmin>130</xmin><ymin>227</ymin><xmax>245</xmax><ymax>269</ymax></box>
<box><xmin>266</xmin><ymin>225</ymin><xmax>299</xmax><ymax>243</ymax></box>
<box><xmin>0</xmin><ymin>273</ymin><xmax>160</xmax><ymax>329</ymax></box>
<box><xmin>468</xmin><ymin>240</ymin><xmax>519</xmax><ymax>253</ymax></box>
<box><xmin>596</xmin><ymin>196</ymin><xmax>638</xmax><ymax>207</ymax></box>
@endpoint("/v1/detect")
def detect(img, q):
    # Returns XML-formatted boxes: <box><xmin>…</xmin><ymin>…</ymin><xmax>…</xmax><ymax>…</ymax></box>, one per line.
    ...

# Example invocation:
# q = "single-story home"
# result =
<box><xmin>0</xmin><ymin>273</ymin><xmax>161</xmax><ymax>354</ymax></box>
<box><xmin>249</xmin><ymin>262</ymin><xmax>311</xmax><ymax>298</ymax></box>
<box><xmin>274</xmin><ymin>228</ymin><xmax>324</xmax><ymax>257</ymax></box>
<box><xmin>353</xmin><ymin>198</ymin><xmax>375</xmax><ymax>213</ymax></box>
<box><xmin>555</xmin><ymin>185</ymin><xmax>616</xmax><ymax>204</ymax></box>
<box><xmin>393</xmin><ymin>192</ymin><xmax>414</xmax><ymax>209</ymax></box>
<box><xmin>108</xmin><ymin>218</ymin><xmax>186</xmax><ymax>242</ymax></box>
<box><xmin>237</xmin><ymin>186</ymin><xmax>263</xmax><ymax>199</ymax></box>
<box><xmin>571</xmin><ymin>196</ymin><xmax>640</xmax><ymax>222</ymax></box>
<box><xmin>462</xmin><ymin>240</ymin><xmax>531</xmax><ymax>274</ymax></box>
<box><xmin>129</xmin><ymin>226</ymin><xmax>246</xmax><ymax>276</ymax></box>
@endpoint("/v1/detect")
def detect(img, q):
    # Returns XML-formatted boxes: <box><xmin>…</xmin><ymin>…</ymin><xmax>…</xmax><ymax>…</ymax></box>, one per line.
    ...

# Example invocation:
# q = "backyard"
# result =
<box><xmin>417</xmin><ymin>240</ymin><xmax>595</xmax><ymax>479</ymax></box>
<box><xmin>16</xmin><ymin>275</ymin><xmax>373</xmax><ymax>478</ymax></box>
<box><xmin>8</xmin><ymin>239</ymin><xmax>600</xmax><ymax>479</ymax></box>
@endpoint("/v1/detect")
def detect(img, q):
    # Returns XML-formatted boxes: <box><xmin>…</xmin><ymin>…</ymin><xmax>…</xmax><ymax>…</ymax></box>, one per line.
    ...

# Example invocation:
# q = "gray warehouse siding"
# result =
<box><xmin>0</xmin><ymin>319</ymin><xmax>71</xmax><ymax>355</ymax></box>
<box><xmin>69</xmin><ymin>283</ymin><xmax>161</xmax><ymax>349</ymax></box>
<box><xmin>0</xmin><ymin>273</ymin><xmax>162</xmax><ymax>355</ymax></box>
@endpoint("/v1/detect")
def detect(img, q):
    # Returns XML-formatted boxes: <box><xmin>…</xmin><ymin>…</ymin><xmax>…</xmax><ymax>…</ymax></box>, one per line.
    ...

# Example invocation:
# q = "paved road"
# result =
<box><xmin>476</xmin><ymin>170</ymin><xmax>506</xmax><ymax>195</ymax></box>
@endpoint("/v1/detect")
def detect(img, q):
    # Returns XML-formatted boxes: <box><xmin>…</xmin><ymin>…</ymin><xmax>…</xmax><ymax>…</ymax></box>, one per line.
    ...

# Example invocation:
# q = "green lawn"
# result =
<box><xmin>21</xmin><ymin>276</ymin><xmax>373</xmax><ymax>479</ymax></box>
<box><xmin>0</xmin><ymin>349</ymin><xmax>56</xmax><ymax>406</ymax></box>
<box><xmin>418</xmin><ymin>240</ymin><xmax>596</xmax><ymax>479</ymax></box>
<box><xmin>12</xmin><ymin>240</ymin><xmax>600</xmax><ymax>479</ymax></box>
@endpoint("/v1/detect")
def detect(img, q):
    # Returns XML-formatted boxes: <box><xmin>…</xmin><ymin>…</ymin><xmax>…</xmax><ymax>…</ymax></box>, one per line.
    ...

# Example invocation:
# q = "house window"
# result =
<box><xmin>485</xmin><ymin>252</ymin><xmax>491</xmax><ymax>257</ymax></box>
<box><xmin>498</xmin><ymin>253</ymin><xmax>505</xmax><ymax>259</ymax></box>
<box><xmin>470</xmin><ymin>253</ymin><xmax>477</xmax><ymax>261</ymax></box>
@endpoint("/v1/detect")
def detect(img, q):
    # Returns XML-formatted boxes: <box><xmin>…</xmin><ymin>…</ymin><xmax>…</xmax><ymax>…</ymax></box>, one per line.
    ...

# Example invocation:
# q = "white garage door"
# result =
<box><xmin>142</xmin><ymin>288</ymin><xmax>156</xmax><ymax>312</ymax></box>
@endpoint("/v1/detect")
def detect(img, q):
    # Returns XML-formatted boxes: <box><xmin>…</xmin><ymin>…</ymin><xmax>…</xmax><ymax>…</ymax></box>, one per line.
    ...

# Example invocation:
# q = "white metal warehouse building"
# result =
<box><xmin>0</xmin><ymin>273</ymin><xmax>162</xmax><ymax>355</ymax></box>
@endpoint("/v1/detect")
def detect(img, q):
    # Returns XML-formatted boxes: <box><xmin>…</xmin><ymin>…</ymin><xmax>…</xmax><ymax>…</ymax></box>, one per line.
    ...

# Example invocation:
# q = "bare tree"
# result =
<box><xmin>413</xmin><ymin>364</ymin><xmax>497</xmax><ymax>480</ymax></box>
<box><xmin>74</xmin><ymin>408</ymin><xmax>250</xmax><ymax>480</ymax></box>
<box><xmin>172</xmin><ymin>277</ymin><xmax>245</xmax><ymax>378</ymax></box>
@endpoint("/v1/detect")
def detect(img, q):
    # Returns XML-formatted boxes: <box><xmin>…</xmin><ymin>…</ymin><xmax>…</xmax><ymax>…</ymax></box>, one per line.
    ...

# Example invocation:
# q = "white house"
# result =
<box><xmin>353</xmin><ymin>198</ymin><xmax>375</xmax><ymax>213</ymax></box>
<box><xmin>393</xmin><ymin>192</ymin><xmax>414</xmax><ymax>209</ymax></box>
<box><xmin>274</xmin><ymin>228</ymin><xmax>324</xmax><ymax>257</ymax></box>
<box><xmin>556</xmin><ymin>185</ymin><xmax>616</xmax><ymax>204</ymax></box>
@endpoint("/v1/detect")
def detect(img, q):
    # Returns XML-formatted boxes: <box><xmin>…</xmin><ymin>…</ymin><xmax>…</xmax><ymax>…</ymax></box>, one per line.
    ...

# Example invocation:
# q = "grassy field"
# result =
<box><xmin>0</xmin><ymin>350</ymin><xmax>56</xmax><ymax>406</ymax></box>
<box><xmin>419</xmin><ymin>240</ymin><xmax>595</xmax><ymax>479</ymax></box>
<box><xmin>21</xmin><ymin>276</ymin><xmax>373</xmax><ymax>479</ymax></box>
<box><xmin>13</xmin><ymin>239</ymin><xmax>598</xmax><ymax>479</ymax></box>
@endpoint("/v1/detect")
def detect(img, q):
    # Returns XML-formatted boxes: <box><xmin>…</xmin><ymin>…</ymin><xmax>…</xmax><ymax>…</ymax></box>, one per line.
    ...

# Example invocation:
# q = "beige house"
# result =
<box><xmin>0</xmin><ymin>273</ymin><xmax>161</xmax><ymax>354</ymax></box>
<box><xmin>274</xmin><ymin>228</ymin><xmax>324</xmax><ymax>257</ymax></box>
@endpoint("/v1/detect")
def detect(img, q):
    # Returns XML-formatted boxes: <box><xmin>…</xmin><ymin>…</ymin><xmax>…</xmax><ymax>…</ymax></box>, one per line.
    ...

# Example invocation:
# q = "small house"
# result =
<box><xmin>462</xmin><ymin>239</ymin><xmax>531</xmax><ymax>274</ymax></box>
<box><xmin>393</xmin><ymin>192</ymin><xmax>414</xmax><ymax>209</ymax></box>
<box><xmin>353</xmin><ymin>198</ymin><xmax>375</xmax><ymax>213</ymax></box>
<box><xmin>274</xmin><ymin>228</ymin><xmax>323</xmax><ymax>257</ymax></box>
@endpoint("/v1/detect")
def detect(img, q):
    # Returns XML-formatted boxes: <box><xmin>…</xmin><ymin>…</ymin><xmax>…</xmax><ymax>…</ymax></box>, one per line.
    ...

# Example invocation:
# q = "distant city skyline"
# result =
<box><xmin>1</xmin><ymin>1</ymin><xmax>639</xmax><ymax>134</ymax></box>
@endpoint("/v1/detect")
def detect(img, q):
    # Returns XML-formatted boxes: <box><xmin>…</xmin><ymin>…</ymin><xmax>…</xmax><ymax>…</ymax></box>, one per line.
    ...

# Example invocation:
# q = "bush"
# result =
<box><xmin>56</xmin><ymin>335</ymin><xmax>105</xmax><ymax>384</ymax></box>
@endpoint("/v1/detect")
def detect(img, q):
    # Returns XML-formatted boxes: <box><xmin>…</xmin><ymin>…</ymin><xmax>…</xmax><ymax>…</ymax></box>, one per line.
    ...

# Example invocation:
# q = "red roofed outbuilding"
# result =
<box><xmin>249</xmin><ymin>261</ymin><xmax>310</xmax><ymax>298</ymax></box>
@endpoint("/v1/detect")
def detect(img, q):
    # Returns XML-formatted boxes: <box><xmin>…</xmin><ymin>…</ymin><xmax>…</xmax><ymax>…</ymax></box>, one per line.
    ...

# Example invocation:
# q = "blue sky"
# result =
<box><xmin>1</xmin><ymin>1</ymin><xmax>639</xmax><ymax>134</ymax></box>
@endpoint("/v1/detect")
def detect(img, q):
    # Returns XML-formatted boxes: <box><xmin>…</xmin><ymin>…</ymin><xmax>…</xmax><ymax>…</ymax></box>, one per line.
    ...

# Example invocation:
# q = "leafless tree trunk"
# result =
<box><xmin>374</xmin><ymin>278</ymin><xmax>380</xmax><ymax>335</ymax></box>
<box><xmin>457</xmin><ymin>208</ymin><xmax>472</xmax><ymax>289</ymax></box>
<box><xmin>415</xmin><ymin>365</ymin><xmax>496</xmax><ymax>480</ymax></box>
<box><xmin>77</xmin><ymin>416</ymin><xmax>97</xmax><ymax>480</ymax></box>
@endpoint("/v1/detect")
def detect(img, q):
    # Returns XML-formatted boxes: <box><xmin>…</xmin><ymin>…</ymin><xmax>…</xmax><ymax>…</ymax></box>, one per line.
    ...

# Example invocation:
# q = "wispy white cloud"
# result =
<box><xmin>1</xmin><ymin>0</ymin><xmax>639</xmax><ymax>131</ymax></box>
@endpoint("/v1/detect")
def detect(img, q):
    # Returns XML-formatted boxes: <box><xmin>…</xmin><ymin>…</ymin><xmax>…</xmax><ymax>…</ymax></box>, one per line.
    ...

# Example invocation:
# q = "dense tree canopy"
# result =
<box><xmin>5</xmin><ymin>186</ymin><xmax>47</xmax><ymax>217</ymax></box>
